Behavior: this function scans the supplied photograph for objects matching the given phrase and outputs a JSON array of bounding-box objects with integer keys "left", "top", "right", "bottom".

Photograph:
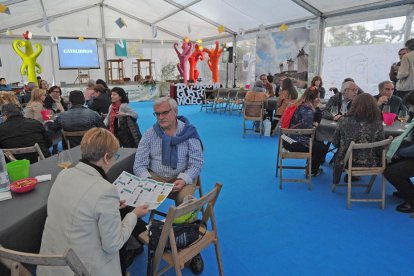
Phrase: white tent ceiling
[{"left": 0, "top": 0, "right": 412, "bottom": 42}]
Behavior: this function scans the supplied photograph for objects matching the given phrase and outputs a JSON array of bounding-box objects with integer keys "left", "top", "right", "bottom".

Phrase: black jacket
[
  {"left": 115, "top": 116, "right": 142, "bottom": 148},
  {"left": 0, "top": 115, "right": 52, "bottom": 163},
  {"left": 53, "top": 105, "right": 105, "bottom": 148},
  {"left": 89, "top": 93, "right": 111, "bottom": 116},
  {"left": 44, "top": 95, "right": 68, "bottom": 113}
]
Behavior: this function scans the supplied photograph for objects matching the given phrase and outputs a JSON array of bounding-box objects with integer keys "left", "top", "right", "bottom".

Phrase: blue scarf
[{"left": 153, "top": 116, "right": 202, "bottom": 169}]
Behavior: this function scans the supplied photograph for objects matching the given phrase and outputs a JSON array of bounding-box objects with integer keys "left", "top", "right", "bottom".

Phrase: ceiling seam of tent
[
  {"left": 162, "top": 0, "right": 236, "bottom": 34},
  {"left": 103, "top": 4, "right": 183, "bottom": 40},
  {"left": 0, "top": 3, "right": 100, "bottom": 33},
  {"left": 151, "top": 0, "right": 201, "bottom": 25},
  {"left": 291, "top": 0, "right": 323, "bottom": 17},
  {"left": 324, "top": 0, "right": 414, "bottom": 18},
  {"left": 2, "top": 0, "right": 28, "bottom": 6}
]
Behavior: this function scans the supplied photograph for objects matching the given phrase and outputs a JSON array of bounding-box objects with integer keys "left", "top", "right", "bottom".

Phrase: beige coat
[
  {"left": 397, "top": 50, "right": 414, "bottom": 91},
  {"left": 25, "top": 101, "right": 44, "bottom": 122},
  {"left": 37, "top": 162, "right": 137, "bottom": 276}
]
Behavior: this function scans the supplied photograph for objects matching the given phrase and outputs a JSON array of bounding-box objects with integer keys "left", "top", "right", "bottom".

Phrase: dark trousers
[
  {"left": 119, "top": 207, "right": 148, "bottom": 276},
  {"left": 283, "top": 140, "right": 327, "bottom": 174},
  {"left": 384, "top": 158, "right": 414, "bottom": 203}
]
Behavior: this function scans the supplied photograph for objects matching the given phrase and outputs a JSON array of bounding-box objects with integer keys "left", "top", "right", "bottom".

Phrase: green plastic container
[{"left": 6, "top": 159, "right": 30, "bottom": 182}]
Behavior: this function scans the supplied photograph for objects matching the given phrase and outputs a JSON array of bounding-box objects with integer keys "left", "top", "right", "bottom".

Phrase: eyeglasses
[
  {"left": 153, "top": 109, "right": 172, "bottom": 117},
  {"left": 111, "top": 152, "right": 120, "bottom": 161}
]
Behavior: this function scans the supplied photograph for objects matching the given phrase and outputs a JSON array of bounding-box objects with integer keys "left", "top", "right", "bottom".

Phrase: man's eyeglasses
[{"left": 153, "top": 109, "right": 172, "bottom": 117}]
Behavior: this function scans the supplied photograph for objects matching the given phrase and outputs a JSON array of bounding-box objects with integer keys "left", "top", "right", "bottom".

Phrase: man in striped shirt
[{"left": 133, "top": 97, "right": 203, "bottom": 205}]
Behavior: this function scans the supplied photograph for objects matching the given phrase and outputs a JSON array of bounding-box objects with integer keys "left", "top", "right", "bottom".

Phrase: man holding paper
[{"left": 133, "top": 97, "right": 203, "bottom": 205}]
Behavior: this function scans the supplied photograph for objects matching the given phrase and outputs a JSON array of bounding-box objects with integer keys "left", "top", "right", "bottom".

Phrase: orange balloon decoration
[
  {"left": 202, "top": 41, "right": 223, "bottom": 84},
  {"left": 188, "top": 44, "right": 204, "bottom": 83}
]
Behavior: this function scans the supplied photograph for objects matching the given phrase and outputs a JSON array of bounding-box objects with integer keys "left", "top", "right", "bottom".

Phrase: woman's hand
[
  {"left": 133, "top": 204, "right": 149, "bottom": 217},
  {"left": 119, "top": 199, "right": 127, "bottom": 209}
]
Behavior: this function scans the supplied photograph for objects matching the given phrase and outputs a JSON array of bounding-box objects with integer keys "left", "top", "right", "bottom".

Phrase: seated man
[
  {"left": 322, "top": 81, "right": 358, "bottom": 121},
  {"left": 374, "top": 80, "right": 407, "bottom": 115},
  {"left": 133, "top": 97, "right": 203, "bottom": 206},
  {"left": 53, "top": 90, "right": 105, "bottom": 148},
  {"left": 0, "top": 104, "right": 51, "bottom": 163},
  {"left": 0, "top": 78, "right": 11, "bottom": 91}
]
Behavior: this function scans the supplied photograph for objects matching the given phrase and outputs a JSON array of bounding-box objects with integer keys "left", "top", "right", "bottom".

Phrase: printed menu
[{"left": 113, "top": 171, "right": 173, "bottom": 209}]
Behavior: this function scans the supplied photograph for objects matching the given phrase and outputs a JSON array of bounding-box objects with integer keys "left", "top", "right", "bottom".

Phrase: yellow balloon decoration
[
  {"left": 12, "top": 39, "right": 43, "bottom": 84},
  {"left": 279, "top": 24, "right": 288, "bottom": 32}
]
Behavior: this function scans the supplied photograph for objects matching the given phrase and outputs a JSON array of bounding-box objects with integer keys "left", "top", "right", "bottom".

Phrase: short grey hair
[
  {"left": 87, "top": 79, "right": 96, "bottom": 87},
  {"left": 341, "top": 81, "right": 356, "bottom": 93},
  {"left": 405, "top": 38, "right": 414, "bottom": 51},
  {"left": 378, "top": 80, "right": 393, "bottom": 91},
  {"left": 154, "top": 96, "right": 178, "bottom": 112},
  {"left": 252, "top": 80, "right": 266, "bottom": 92}
]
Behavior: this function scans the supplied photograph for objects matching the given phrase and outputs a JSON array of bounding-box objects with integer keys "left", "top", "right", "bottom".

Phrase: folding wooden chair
[
  {"left": 332, "top": 137, "right": 392, "bottom": 209},
  {"left": 61, "top": 130, "right": 87, "bottom": 149},
  {"left": 276, "top": 128, "right": 315, "bottom": 190},
  {"left": 232, "top": 90, "right": 246, "bottom": 116},
  {"left": 213, "top": 89, "right": 230, "bottom": 113},
  {"left": 2, "top": 143, "right": 45, "bottom": 162},
  {"left": 225, "top": 89, "right": 239, "bottom": 114},
  {"left": 0, "top": 245, "right": 90, "bottom": 276},
  {"left": 200, "top": 89, "right": 216, "bottom": 112},
  {"left": 243, "top": 101, "right": 264, "bottom": 138},
  {"left": 139, "top": 183, "right": 224, "bottom": 276}
]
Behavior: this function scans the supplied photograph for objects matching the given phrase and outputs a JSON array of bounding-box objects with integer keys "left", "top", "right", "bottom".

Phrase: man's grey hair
[
  {"left": 154, "top": 96, "right": 178, "bottom": 112},
  {"left": 87, "top": 79, "right": 96, "bottom": 87},
  {"left": 405, "top": 38, "right": 414, "bottom": 51},
  {"left": 378, "top": 80, "right": 393, "bottom": 91},
  {"left": 252, "top": 80, "right": 266, "bottom": 92},
  {"left": 340, "top": 81, "right": 356, "bottom": 93}
]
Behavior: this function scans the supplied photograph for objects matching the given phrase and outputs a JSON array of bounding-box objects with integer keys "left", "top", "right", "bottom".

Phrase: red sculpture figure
[
  {"left": 203, "top": 41, "right": 223, "bottom": 84},
  {"left": 173, "top": 38, "right": 194, "bottom": 85},
  {"left": 188, "top": 44, "right": 204, "bottom": 83}
]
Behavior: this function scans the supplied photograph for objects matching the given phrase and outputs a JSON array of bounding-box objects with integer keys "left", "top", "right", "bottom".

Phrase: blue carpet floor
[{"left": 127, "top": 101, "right": 414, "bottom": 276}]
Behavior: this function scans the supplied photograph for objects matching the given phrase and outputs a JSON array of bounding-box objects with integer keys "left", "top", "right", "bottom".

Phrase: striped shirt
[{"left": 133, "top": 120, "right": 203, "bottom": 184}]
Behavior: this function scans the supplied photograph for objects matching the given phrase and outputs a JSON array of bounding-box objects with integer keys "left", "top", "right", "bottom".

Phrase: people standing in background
[
  {"left": 390, "top": 48, "right": 408, "bottom": 87},
  {"left": 25, "top": 88, "right": 47, "bottom": 123},
  {"left": 83, "top": 79, "right": 96, "bottom": 106},
  {"left": 396, "top": 39, "right": 414, "bottom": 100},
  {"left": 0, "top": 78, "right": 11, "bottom": 91},
  {"left": 96, "top": 79, "right": 110, "bottom": 93},
  {"left": 311, "top": 76, "right": 326, "bottom": 99},
  {"left": 24, "top": 82, "right": 37, "bottom": 104}
]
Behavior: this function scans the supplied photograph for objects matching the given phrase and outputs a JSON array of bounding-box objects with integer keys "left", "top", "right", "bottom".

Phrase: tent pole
[
  {"left": 233, "top": 34, "right": 237, "bottom": 88},
  {"left": 100, "top": 3, "right": 108, "bottom": 83},
  {"left": 50, "top": 41, "right": 57, "bottom": 86},
  {"left": 315, "top": 17, "right": 326, "bottom": 76},
  {"left": 404, "top": 7, "right": 414, "bottom": 41}
]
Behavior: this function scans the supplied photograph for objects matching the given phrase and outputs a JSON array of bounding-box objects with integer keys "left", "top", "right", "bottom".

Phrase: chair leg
[
  {"left": 381, "top": 175, "right": 385, "bottom": 210},
  {"left": 365, "top": 175, "right": 377, "bottom": 193},
  {"left": 275, "top": 148, "right": 280, "bottom": 177},
  {"left": 279, "top": 158, "right": 283, "bottom": 190},
  {"left": 308, "top": 158, "right": 312, "bottom": 191},
  {"left": 243, "top": 119, "right": 246, "bottom": 138},
  {"left": 347, "top": 174, "right": 352, "bottom": 209},
  {"left": 214, "top": 239, "right": 224, "bottom": 276}
]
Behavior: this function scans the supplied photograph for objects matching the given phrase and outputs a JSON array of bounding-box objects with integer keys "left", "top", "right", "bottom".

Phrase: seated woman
[
  {"left": 275, "top": 78, "right": 298, "bottom": 119},
  {"left": 283, "top": 86, "right": 327, "bottom": 176},
  {"left": 332, "top": 93, "right": 385, "bottom": 184},
  {"left": 25, "top": 88, "right": 47, "bottom": 122},
  {"left": 37, "top": 128, "right": 148, "bottom": 276},
  {"left": 384, "top": 90, "right": 414, "bottom": 213},
  {"left": 44, "top": 86, "right": 67, "bottom": 114}
]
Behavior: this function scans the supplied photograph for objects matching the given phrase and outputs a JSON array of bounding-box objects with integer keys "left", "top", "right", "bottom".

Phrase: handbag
[{"left": 148, "top": 219, "right": 206, "bottom": 250}]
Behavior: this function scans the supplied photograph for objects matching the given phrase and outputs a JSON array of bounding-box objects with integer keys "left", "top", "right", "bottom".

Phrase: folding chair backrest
[
  {"left": 0, "top": 245, "right": 90, "bottom": 276},
  {"left": 151, "top": 183, "right": 223, "bottom": 275},
  {"left": 2, "top": 143, "right": 45, "bottom": 161},
  {"left": 244, "top": 101, "right": 263, "bottom": 119},
  {"left": 61, "top": 130, "right": 87, "bottom": 149},
  {"left": 236, "top": 90, "right": 246, "bottom": 101},
  {"left": 344, "top": 137, "right": 393, "bottom": 170},
  {"left": 228, "top": 89, "right": 238, "bottom": 100}
]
